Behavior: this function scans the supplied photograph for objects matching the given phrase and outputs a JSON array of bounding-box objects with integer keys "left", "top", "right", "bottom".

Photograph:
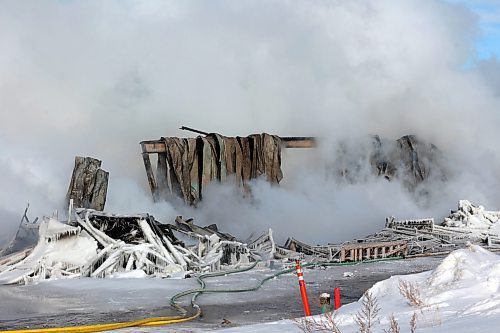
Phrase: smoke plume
[{"left": 1, "top": 0, "right": 500, "bottom": 244}]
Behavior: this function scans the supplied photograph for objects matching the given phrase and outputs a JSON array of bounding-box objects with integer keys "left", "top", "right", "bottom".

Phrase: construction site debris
[{"left": 66, "top": 156, "right": 109, "bottom": 210}]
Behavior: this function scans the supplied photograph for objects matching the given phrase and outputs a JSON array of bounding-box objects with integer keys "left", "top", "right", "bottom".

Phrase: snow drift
[{"left": 199, "top": 245, "right": 500, "bottom": 333}]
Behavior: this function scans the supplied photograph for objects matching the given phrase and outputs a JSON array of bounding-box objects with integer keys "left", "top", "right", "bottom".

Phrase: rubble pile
[
  {"left": 2, "top": 200, "right": 500, "bottom": 285},
  {"left": 443, "top": 200, "right": 500, "bottom": 231},
  {"left": 0, "top": 210, "right": 277, "bottom": 285},
  {"left": 282, "top": 200, "right": 500, "bottom": 261},
  {"left": 0, "top": 205, "right": 39, "bottom": 258}
]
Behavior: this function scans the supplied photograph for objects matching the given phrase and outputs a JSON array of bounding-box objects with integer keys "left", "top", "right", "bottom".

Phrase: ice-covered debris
[
  {"left": 0, "top": 217, "right": 98, "bottom": 284},
  {"left": 0, "top": 205, "right": 39, "bottom": 257},
  {"left": 443, "top": 200, "right": 500, "bottom": 231},
  {"left": 42, "top": 218, "right": 81, "bottom": 243},
  {"left": 0, "top": 209, "right": 276, "bottom": 285}
]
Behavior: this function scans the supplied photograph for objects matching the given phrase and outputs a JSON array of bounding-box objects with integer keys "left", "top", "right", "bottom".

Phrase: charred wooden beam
[
  {"left": 280, "top": 137, "right": 317, "bottom": 148},
  {"left": 179, "top": 126, "right": 209, "bottom": 136},
  {"left": 140, "top": 136, "right": 316, "bottom": 154},
  {"left": 141, "top": 148, "right": 159, "bottom": 201}
]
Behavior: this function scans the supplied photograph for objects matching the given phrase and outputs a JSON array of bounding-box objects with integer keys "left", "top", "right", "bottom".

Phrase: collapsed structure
[
  {"left": 0, "top": 131, "right": 494, "bottom": 285},
  {"left": 0, "top": 209, "right": 276, "bottom": 285},
  {"left": 140, "top": 133, "right": 314, "bottom": 205},
  {"left": 0, "top": 205, "right": 39, "bottom": 258},
  {"left": 141, "top": 133, "right": 447, "bottom": 206},
  {"left": 142, "top": 133, "right": 283, "bottom": 205},
  {"left": 2, "top": 200, "right": 500, "bottom": 285},
  {"left": 283, "top": 200, "right": 500, "bottom": 261}
]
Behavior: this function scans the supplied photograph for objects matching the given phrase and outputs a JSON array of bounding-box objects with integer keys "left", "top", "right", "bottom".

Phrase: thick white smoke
[{"left": 1, "top": 0, "right": 499, "bottom": 244}]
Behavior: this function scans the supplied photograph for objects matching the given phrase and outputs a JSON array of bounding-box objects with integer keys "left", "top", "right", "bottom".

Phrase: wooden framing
[
  {"left": 140, "top": 137, "right": 316, "bottom": 154},
  {"left": 140, "top": 136, "right": 316, "bottom": 201},
  {"left": 339, "top": 241, "right": 408, "bottom": 262}
]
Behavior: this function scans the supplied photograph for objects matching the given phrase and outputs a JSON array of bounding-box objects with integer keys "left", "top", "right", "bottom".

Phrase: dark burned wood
[
  {"left": 66, "top": 156, "right": 109, "bottom": 211},
  {"left": 280, "top": 137, "right": 317, "bottom": 148},
  {"left": 180, "top": 126, "right": 209, "bottom": 136},
  {"left": 86, "top": 212, "right": 183, "bottom": 248},
  {"left": 140, "top": 134, "right": 315, "bottom": 203},
  {"left": 141, "top": 150, "right": 158, "bottom": 200},
  {"left": 140, "top": 136, "right": 316, "bottom": 153}
]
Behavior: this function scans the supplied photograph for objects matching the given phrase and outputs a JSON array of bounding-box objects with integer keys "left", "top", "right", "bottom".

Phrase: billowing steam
[{"left": 1, "top": 0, "right": 500, "bottom": 244}]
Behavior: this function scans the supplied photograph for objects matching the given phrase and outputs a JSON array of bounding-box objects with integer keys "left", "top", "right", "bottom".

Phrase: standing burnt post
[{"left": 66, "top": 156, "right": 109, "bottom": 211}]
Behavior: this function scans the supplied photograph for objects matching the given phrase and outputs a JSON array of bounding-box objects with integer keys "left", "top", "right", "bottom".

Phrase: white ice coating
[
  {"left": 0, "top": 217, "right": 97, "bottom": 284},
  {"left": 0, "top": 209, "right": 273, "bottom": 285},
  {"left": 441, "top": 200, "right": 500, "bottom": 241}
]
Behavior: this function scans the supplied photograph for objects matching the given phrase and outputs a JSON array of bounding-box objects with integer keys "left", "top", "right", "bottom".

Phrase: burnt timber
[
  {"left": 339, "top": 241, "right": 408, "bottom": 261},
  {"left": 140, "top": 135, "right": 316, "bottom": 203},
  {"left": 66, "top": 156, "right": 109, "bottom": 211},
  {"left": 141, "top": 136, "right": 316, "bottom": 153}
]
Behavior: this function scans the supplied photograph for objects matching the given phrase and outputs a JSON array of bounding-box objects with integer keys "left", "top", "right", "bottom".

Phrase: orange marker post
[
  {"left": 334, "top": 287, "right": 341, "bottom": 310},
  {"left": 295, "top": 260, "right": 311, "bottom": 316}
]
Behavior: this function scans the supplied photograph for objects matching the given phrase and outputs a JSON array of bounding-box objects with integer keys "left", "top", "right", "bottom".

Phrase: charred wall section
[{"left": 152, "top": 133, "right": 282, "bottom": 205}]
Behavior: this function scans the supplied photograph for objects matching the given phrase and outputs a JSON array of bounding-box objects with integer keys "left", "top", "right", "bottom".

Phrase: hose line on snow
[
  {"left": 0, "top": 262, "right": 259, "bottom": 333},
  {"left": 169, "top": 256, "right": 404, "bottom": 303},
  {"left": 0, "top": 256, "right": 403, "bottom": 333}
]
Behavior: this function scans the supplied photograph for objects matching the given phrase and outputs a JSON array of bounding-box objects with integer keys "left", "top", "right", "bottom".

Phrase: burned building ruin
[
  {"left": 140, "top": 132, "right": 314, "bottom": 205},
  {"left": 140, "top": 131, "right": 446, "bottom": 205}
]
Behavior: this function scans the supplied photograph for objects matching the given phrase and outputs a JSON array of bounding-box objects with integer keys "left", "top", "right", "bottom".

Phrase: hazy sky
[
  {"left": 446, "top": 0, "right": 500, "bottom": 59},
  {"left": 1, "top": 0, "right": 500, "bottom": 244}
]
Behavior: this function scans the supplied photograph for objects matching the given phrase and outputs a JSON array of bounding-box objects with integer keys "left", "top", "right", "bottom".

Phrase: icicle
[
  {"left": 137, "top": 219, "right": 178, "bottom": 265},
  {"left": 162, "top": 235, "right": 188, "bottom": 268},
  {"left": 125, "top": 253, "right": 135, "bottom": 271}
]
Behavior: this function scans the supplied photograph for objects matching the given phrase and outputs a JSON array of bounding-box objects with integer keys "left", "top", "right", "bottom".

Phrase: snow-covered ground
[
  {"left": 0, "top": 257, "right": 441, "bottom": 330},
  {"left": 2, "top": 245, "right": 499, "bottom": 332},
  {"left": 143, "top": 245, "right": 498, "bottom": 333}
]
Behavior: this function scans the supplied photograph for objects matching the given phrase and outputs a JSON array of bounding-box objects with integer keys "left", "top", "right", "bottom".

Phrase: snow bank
[{"left": 205, "top": 245, "right": 500, "bottom": 333}]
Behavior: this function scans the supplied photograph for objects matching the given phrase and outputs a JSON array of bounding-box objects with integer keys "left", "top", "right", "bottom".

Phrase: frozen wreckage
[
  {"left": 0, "top": 209, "right": 278, "bottom": 285},
  {"left": 2, "top": 200, "right": 500, "bottom": 285},
  {"left": 282, "top": 200, "right": 500, "bottom": 262}
]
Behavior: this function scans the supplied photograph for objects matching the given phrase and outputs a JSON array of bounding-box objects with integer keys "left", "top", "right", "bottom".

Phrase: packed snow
[
  {"left": 112, "top": 245, "right": 500, "bottom": 333},
  {"left": 204, "top": 245, "right": 500, "bottom": 333}
]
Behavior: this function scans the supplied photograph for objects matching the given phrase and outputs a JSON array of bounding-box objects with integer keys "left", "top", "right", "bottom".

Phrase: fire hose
[
  {"left": 0, "top": 256, "right": 402, "bottom": 333},
  {"left": 0, "top": 262, "right": 261, "bottom": 333}
]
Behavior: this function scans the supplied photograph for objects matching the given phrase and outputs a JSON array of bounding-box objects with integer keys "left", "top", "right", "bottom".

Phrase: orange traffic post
[
  {"left": 295, "top": 259, "right": 312, "bottom": 316},
  {"left": 334, "top": 287, "right": 341, "bottom": 310}
]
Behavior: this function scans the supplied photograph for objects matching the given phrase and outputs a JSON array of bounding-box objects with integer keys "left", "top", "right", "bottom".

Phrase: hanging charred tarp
[{"left": 152, "top": 133, "right": 283, "bottom": 205}]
